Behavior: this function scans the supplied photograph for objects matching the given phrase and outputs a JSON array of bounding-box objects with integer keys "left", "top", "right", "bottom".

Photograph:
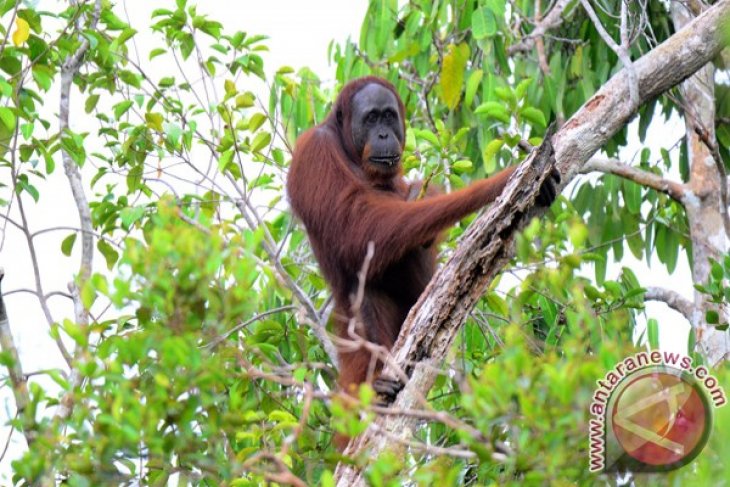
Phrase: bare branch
[
  {"left": 10, "top": 127, "right": 72, "bottom": 365},
  {"left": 581, "top": 158, "right": 687, "bottom": 202},
  {"left": 580, "top": 0, "right": 639, "bottom": 109},
  {"left": 59, "top": 0, "right": 102, "bottom": 325},
  {"left": 644, "top": 286, "right": 696, "bottom": 321},
  {"left": 508, "top": 0, "right": 573, "bottom": 54}
]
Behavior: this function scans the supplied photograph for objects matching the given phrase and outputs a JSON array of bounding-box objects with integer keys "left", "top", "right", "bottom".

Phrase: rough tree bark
[
  {"left": 671, "top": 0, "right": 730, "bottom": 365},
  {"left": 335, "top": 1, "right": 730, "bottom": 484}
]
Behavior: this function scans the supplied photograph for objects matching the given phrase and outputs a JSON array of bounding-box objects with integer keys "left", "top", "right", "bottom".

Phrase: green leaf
[
  {"left": 81, "top": 281, "right": 96, "bottom": 309},
  {"left": 665, "top": 228, "right": 679, "bottom": 274},
  {"left": 568, "top": 223, "right": 588, "bottom": 248},
  {"left": 61, "top": 233, "right": 77, "bottom": 257},
  {"left": 472, "top": 7, "right": 497, "bottom": 40},
  {"left": 439, "top": 43, "right": 470, "bottom": 110},
  {"left": 647, "top": 318, "right": 660, "bottom": 349},
  {"left": 149, "top": 48, "right": 166, "bottom": 60},
  {"left": 145, "top": 112, "right": 164, "bottom": 132},
  {"left": 85, "top": 94, "right": 100, "bottom": 114},
  {"left": 235, "top": 92, "right": 255, "bottom": 109},
  {"left": 116, "top": 27, "right": 137, "bottom": 45},
  {"left": 485, "top": 293, "right": 508, "bottom": 316},
  {"left": 475, "top": 102, "right": 510, "bottom": 124},
  {"left": 711, "top": 261, "right": 724, "bottom": 281},
  {"left": 679, "top": 139, "right": 689, "bottom": 182},
  {"left": 623, "top": 180, "right": 642, "bottom": 214},
  {"left": 17, "top": 177, "right": 39, "bottom": 202},
  {"left": 97, "top": 239, "right": 119, "bottom": 270},
  {"left": 224, "top": 79, "right": 237, "bottom": 97},
  {"left": 118, "top": 70, "right": 141, "bottom": 89},
  {"left": 519, "top": 106, "right": 546, "bottom": 128},
  {"left": 482, "top": 138, "right": 504, "bottom": 173},
  {"left": 32, "top": 66, "right": 52, "bottom": 91},
  {"left": 20, "top": 123, "right": 32, "bottom": 140},
  {"left": 120, "top": 206, "right": 145, "bottom": 230},
  {"left": 452, "top": 159, "right": 473, "bottom": 173},
  {"left": 494, "top": 87, "right": 517, "bottom": 107},
  {"left": 660, "top": 148, "right": 671, "bottom": 169},
  {"left": 113, "top": 100, "right": 133, "bottom": 120},
  {"left": 584, "top": 284, "right": 602, "bottom": 301},
  {"left": 416, "top": 129, "right": 440, "bottom": 147},
  {"left": 164, "top": 123, "right": 182, "bottom": 146},
  {"left": 218, "top": 148, "right": 234, "bottom": 171},
  {"left": 515, "top": 78, "right": 533, "bottom": 100},
  {"left": 0, "top": 107, "right": 16, "bottom": 131},
  {"left": 706, "top": 310, "right": 720, "bottom": 325},
  {"left": 250, "top": 132, "right": 271, "bottom": 152},
  {"left": 464, "top": 69, "right": 483, "bottom": 107},
  {"left": 0, "top": 79, "right": 12, "bottom": 97},
  {"left": 248, "top": 113, "right": 267, "bottom": 132}
]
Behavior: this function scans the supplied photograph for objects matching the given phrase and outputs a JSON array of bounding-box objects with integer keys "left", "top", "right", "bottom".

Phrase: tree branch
[
  {"left": 335, "top": 1, "right": 730, "bottom": 483},
  {"left": 644, "top": 286, "right": 696, "bottom": 321},
  {"left": 580, "top": 0, "right": 639, "bottom": 109},
  {"left": 0, "top": 269, "right": 34, "bottom": 446},
  {"left": 581, "top": 158, "right": 687, "bottom": 202},
  {"left": 508, "top": 0, "right": 573, "bottom": 54},
  {"left": 59, "top": 0, "right": 102, "bottom": 326}
]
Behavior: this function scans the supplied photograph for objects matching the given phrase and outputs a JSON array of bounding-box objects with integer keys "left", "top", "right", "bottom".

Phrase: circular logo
[{"left": 611, "top": 367, "right": 711, "bottom": 470}]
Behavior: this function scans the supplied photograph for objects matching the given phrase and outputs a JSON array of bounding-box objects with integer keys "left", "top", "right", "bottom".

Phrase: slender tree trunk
[{"left": 672, "top": 1, "right": 730, "bottom": 365}]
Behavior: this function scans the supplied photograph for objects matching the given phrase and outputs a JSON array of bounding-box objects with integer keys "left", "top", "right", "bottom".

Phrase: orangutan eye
[{"left": 366, "top": 112, "right": 378, "bottom": 124}]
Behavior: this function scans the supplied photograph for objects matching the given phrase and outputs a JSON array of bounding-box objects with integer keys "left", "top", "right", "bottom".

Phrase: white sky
[{"left": 0, "top": 0, "right": 695, "bottom": 480}]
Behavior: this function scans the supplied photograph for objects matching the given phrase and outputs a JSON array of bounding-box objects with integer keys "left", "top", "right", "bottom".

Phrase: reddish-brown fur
[{"left": 286, "top": 76, "right": 516, "bottom": 393}]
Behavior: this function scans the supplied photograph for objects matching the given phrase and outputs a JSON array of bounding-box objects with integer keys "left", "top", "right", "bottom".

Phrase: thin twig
[{"left": 580, "top": 0, "right": 639, "bottom": 109}]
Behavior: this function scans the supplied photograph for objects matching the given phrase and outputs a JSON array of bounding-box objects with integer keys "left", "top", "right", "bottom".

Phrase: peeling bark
[{"left": 334, "top": 1, "right": 730, "bottom": 483}]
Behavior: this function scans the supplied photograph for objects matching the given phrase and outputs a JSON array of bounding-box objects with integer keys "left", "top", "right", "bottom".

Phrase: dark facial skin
[{"left": 350, "top": 84, "right": 404, "bottom": 173}]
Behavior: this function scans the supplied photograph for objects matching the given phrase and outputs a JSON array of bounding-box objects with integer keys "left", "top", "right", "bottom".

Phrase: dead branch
[{"left": 581, "top": 158, "right": 687, "bottom": 202}]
